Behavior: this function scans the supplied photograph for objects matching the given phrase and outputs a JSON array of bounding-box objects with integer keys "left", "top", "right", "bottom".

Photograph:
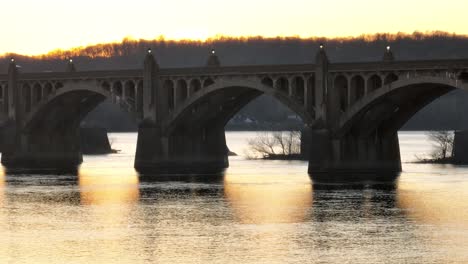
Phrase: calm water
[{"left": 0, "top": 132, "right": 467, "bottom": 263}]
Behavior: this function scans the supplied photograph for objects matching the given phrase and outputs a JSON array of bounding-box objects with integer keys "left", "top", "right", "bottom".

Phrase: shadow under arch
[
  {"left": 338, "top": 77, "right": 467, "bottom": 137},
  {"left": 23, "top": 85, "right": 109, "bottom": 132},
  {"left": 2, "top": 81, "right": 141, "bottom": 173},
  {"left": 164, "top": 78, "right": 315, "bottom": 135}
]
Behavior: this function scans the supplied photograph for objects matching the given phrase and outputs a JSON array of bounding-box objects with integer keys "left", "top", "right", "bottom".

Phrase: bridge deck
[{"left": 1, "top": 58, "right": 468, "bottom": 81}]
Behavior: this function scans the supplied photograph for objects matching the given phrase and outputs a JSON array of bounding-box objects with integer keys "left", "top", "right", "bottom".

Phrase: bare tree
[
  {"left": 273, "top": 132, "right": 286, "bottom": 155},
  {"left": 245, "top": 131, "right": 301, "bottom": 159},
  {"left": 427, "top": 131, "right": 454, "bottom": 160},
  {"left": 246, "top": 132, "right": 277, "bottom": 158}
]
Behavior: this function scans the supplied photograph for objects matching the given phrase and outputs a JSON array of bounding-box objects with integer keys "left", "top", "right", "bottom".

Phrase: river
[{"left": 0, "top": 131, "right": 467, "bottom": 263}]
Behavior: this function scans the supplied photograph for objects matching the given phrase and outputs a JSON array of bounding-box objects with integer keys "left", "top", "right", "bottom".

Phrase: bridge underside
[
  {"left": 1, "top": 91, "right": 106, "bottom": 173},
  {"left": 135, "top": 87, "right": 262, "bottom": 174},
  {"left": 308, "top": 83, "right": 457, "bottom": 181}
]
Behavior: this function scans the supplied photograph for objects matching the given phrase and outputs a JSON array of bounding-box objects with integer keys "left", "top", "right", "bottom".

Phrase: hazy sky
[{"left": 2, "top": 0, "right": 467, "bottom": 55}]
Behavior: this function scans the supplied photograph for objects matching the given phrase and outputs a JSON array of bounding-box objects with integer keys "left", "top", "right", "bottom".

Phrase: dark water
[{"left": 0, "top": 132, "right": 467, "bottom": 263}]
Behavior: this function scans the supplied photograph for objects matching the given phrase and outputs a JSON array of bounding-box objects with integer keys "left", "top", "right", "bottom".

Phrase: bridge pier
[
  {"left": 308, "top": 129, "right": 401, "bottom": 182},
  {"left": 134, "top": 123, "right": 229, "bottom": 175},
  {"left": 1, "top": 122, "right": 82, "bottom": 173}
]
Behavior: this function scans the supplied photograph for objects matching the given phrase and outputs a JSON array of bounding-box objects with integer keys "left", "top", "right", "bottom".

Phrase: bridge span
[{"left": 1, "top": 46, "right": 468, "bottom": 177}]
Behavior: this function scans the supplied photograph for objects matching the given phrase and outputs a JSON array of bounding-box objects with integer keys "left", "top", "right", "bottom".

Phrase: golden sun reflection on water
[
  {"left": 78, "top": 167, "right": 139, "bottom": 206},
  {"left": 397, "top": 177, "right": 468, "bottom": 262},
  {"left": 397, "top": 179, "right": 468, "bottom": 227},
  {"left": 224, "top": 172, "right": 312, "bottom": 224},
  {"left": 73, "top": 167, "right": 143, "bottom": 262}
]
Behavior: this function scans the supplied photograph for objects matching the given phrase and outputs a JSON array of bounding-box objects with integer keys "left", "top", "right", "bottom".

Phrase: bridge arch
[
  {"left": 338, "top": 76, "right": 468, "bottom": 137},
  {"left": 23, "top": 82, "right": 109, "bottom": 132},
  {"left": 261, "top": 76, "right": 274, "bottom": 87},
  {"left": 164, "top": 77, "right": 315, "bottom": 134},
  {"left": 22, "top": 80, "right": 141, "bottom": 133}
]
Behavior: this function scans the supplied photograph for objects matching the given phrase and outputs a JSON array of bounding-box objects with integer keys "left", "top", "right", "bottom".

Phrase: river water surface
[{"left": 0, "top": 132, "right": 467, "bottom": 263}]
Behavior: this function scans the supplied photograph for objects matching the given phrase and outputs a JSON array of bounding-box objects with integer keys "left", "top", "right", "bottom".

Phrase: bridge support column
[
  {"left": 308, "top": 130, "right": 401, "bottom": 182},
  {"left": 135, "top": 124, "right": 229, "bottom": 175},
  {"left": 1, "top": 127, "right": 82, "bottom": 173}
]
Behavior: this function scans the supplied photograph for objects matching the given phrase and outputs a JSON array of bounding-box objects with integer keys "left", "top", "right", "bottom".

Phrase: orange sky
[{"left": 2, "top": 0, "right": 468, "bottom": 55}]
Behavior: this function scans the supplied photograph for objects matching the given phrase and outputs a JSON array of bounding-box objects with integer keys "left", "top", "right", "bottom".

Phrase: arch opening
[
  {"left": 227, "top": 95, "right": 305, "bottom": 159},
  {"left": 136, "top": 81, "right": 143, "bottom": 115},
  {"left": 102, "top": 81, "right": 111, "bottom": 92},
  {"left": 459, "top": 72, "right": 468, "bottom": 83},
  {"left": 190, "top": 79, "right": 202, "bottom": 94},
  {"left": 367, "top": 74, "right": 382, "bottom": 92},
  {"left": 166, "top": 82, "right": 311, "bottom": 164},
  {"left": 384, "top": 73, "right": 399, "bottom": 85},
  {"left": 55, "top": 82, "right": 64, "bottom": 90},
  {"left": 113, "top": 82, "right": 123, "bottom": 98},
  {"left": 176, "top": 79, "right": 188, "bottom": 105},
  {"left": 124, "top": 81, "right": 136, "bottom": 110},
  {"left": 26, "top": 88, "right": 139, "bottom": 141},
  {"left": 339, "top": 80, "right": 464, "bottom": 139},
  {"left": 44, "top": 83, "right": 53, "bottom": 97},
  {"left": 22, "top": 84, "right": 31, "bottom": 113},
  {"left": 292, "top": 76, "right": 305, "bottom": 105},
  {"left": 163, "top": 80, "right": 175, "bottom": 110},
  {"left": 276, "top": 77, "right": 289, "bottom": 94},
  {"left": 203, "top": 78, "right": 214, "bottom": 88},
  {"left": 350, "top": 75, "right": 365, "bottom": 105},
  {"left": 307, "top": 76, "right": 316, "bottom": 109},
  {"left": 334, "top": 75, "right": 348, "bottom": 112},
  {"left": 261, "top": 77, "right": 273, "bottom": 87},
  {"left": 32, "top": 83, "right": 42, "bottom": 105}
]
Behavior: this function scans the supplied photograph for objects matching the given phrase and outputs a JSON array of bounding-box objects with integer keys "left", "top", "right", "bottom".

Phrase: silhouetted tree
[
  {"left": 428, "top": 131, "right": 454, "bottom": 160},
  {"left": 245, "top": 131, "right": 301, "bottom": 159}
]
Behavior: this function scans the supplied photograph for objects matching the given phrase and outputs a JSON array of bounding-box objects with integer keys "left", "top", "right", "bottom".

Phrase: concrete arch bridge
[{"left": 0, "top": 47, "right": 467, "bottom": 176}]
